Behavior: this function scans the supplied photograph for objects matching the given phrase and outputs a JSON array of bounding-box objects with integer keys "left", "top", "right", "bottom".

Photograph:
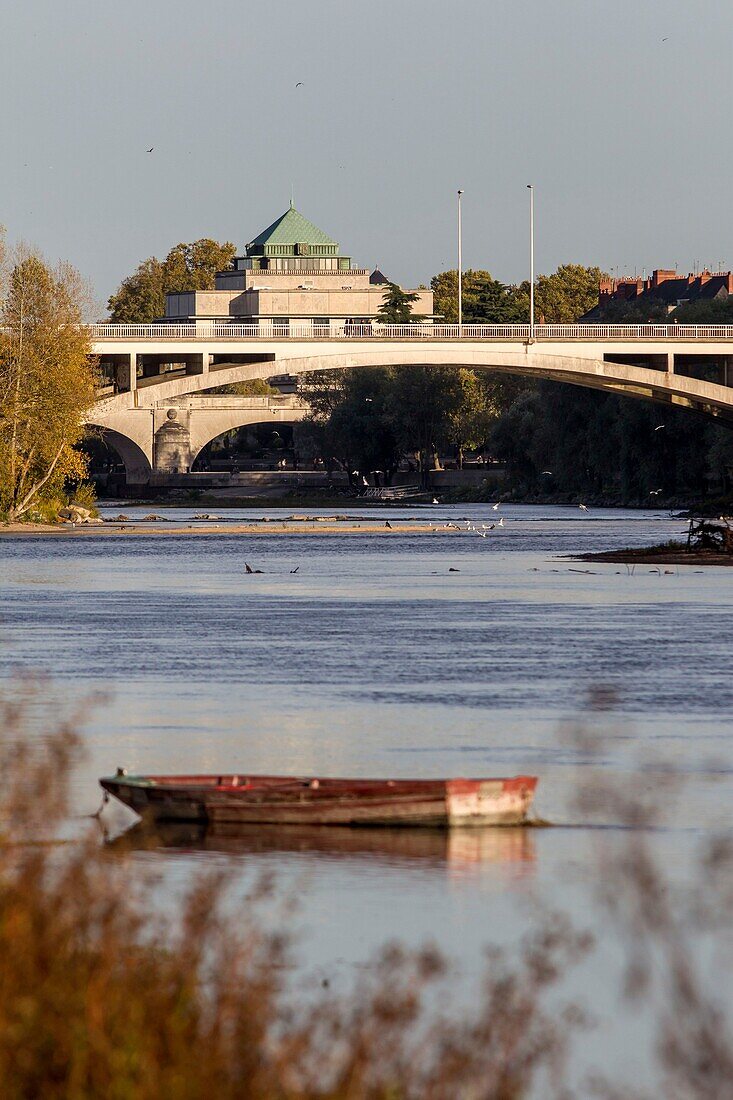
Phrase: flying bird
[
  {"left": 432, "top": 498, "right": 439, "bottom": 505},
  {"left": 385, "top": 520, "right": 392, "bottom": 529},
  {"left": 579, "top": 503, "right": 589, "bottom": 511},
  {"left": 654, "top": 424, "right": 665, "bottom": 431},
  {"left": 498, "top": 518, "right": 504, "bottom": 527},
  {"left": 649, "top": 489, "right": 663, "bottom": 496},
  {"left": 492, "top": 502, "right": 500, "bottom": 511},
  {"left": 146, "top": 147, "right": 154, "bottom": 153},
  {"left": 295, "top": 82, "right": 304, "bottom": 87},
  {"left": 290, "top": 566, "right": 299, "bottom": 573}
]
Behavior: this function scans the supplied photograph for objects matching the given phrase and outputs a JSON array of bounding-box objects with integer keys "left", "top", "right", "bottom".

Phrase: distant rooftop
[
  {"left": 248, "top": 204, "right": 338, "bottom": 251},
  {"left": 582, "top": 268, "right": 733, "bottom": 319}
]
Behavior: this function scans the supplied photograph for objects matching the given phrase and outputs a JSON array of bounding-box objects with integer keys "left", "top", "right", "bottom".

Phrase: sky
[{"left": 2, "top": 0, "right": 733, "bottom": 314}]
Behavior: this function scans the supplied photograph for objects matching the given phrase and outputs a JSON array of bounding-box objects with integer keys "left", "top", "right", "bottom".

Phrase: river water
[{"left": 1, "top": 504, "right": 730, "bottom": 1088}]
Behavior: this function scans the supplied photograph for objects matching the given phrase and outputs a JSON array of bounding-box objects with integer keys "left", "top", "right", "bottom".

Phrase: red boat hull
[{"left": 100, "top": 773, "right": 538, "bottom": 828}]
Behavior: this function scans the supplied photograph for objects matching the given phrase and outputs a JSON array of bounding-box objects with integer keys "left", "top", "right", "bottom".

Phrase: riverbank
[{"left": 577, "top": 542, "right": 733, "bottom": 566}]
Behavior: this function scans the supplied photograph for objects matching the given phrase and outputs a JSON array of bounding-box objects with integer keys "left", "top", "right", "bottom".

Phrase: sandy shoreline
[{"left": 0, "top": 521, "right": 447, "bottom": 538}]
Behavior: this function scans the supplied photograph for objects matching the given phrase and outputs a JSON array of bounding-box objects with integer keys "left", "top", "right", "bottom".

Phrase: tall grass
[
  {"left": 0, "top": 684, "right": 586, "bottom": 1100},
  {"left": 2, "top": 683, "right": 730, "bottom": 1097}
]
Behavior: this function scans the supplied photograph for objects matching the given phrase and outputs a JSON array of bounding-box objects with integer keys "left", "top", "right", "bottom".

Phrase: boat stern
[{"left": 446, "top": 776, "right": 537, "bottom": 826}]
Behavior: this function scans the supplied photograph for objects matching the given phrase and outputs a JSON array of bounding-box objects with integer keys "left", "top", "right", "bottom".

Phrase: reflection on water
[
  {"left": 108, "top": 819, "right": 537, "bottom": 871},
  {"left": 1, "top": 503, "right": 731, "bottom": 1086}
]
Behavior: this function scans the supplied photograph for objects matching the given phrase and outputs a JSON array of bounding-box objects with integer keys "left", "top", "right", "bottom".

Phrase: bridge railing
[{"left": 86, "top": 322, "right": 733, "bottom": 341}]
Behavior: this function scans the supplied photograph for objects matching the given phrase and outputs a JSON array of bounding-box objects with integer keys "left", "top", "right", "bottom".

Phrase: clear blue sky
[{"left": 3, "top": 0, "right": 732, "bottom": 313}]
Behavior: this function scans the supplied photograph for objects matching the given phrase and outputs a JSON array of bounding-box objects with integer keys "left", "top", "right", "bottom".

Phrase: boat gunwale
[{"left": 100, "top": 774, "right": 538, "bottom": 793}]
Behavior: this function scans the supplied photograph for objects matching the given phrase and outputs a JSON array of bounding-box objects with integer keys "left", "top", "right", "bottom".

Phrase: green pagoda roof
[{"left": 249, "top": 204, "right": 338, "bottom": 249}]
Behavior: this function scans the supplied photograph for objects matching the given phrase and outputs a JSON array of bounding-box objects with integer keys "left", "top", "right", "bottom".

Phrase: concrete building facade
[{"left": 163, "top": 203, "right": 434, "bottom": 330}]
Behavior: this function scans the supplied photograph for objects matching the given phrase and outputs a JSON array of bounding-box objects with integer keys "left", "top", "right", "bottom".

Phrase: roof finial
[{"left": 290, "top": 183, "right": 294, "bottom": 210}]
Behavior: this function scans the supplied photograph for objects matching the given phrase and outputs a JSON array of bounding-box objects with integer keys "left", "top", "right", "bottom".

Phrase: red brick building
[{"left": 585, "top": 269, "right": 733, "bottom": 319}]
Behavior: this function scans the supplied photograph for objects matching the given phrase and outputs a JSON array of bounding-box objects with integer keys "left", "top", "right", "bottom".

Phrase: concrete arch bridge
[{"left": 88, "top": 323, "right": 733, "bottom": 484}]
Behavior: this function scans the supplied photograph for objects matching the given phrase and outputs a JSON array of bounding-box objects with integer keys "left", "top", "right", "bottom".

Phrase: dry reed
[{"left": 0, "top": 682, "right": 586, "bottom": 1100}]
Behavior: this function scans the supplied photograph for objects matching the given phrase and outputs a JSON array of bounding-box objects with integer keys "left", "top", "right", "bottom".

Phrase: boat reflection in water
[{"left": 107, "top": 820, "right": 537, "bottom": 874}]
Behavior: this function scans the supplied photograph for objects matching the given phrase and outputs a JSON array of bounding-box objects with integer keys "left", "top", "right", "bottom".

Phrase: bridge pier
[
  {"left": 667, "top": 352, "right": 674, "bottom": 374},
  {"left": 89, "top": 396, "right": 307, "bottom": 485},
  {"left": 153, "top": 407, "right": 192, "bottom": 474}
]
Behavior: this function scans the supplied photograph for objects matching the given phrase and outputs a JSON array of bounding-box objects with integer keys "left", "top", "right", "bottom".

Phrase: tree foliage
[
  {"left": 431, "top": 266, "right": 604, "bottom": 325},
  {"left": 377, "top": 282, "right": 420, "bottom": 324},
  {"left": 431, "top": 269, "right": 528, "bottom": 323},
  {"left": 488, "top": 380, "right": 733, "bottom": 501},
  {"left": 533, "top": 264, "right": 607, "bottom": 323},
  {"left": 107, "top": 258, "right": 165, "bottom": 323},
  {"left": 0, "top": 244, "right": 97, "bottom": 520},
  {"left": 299, "top": 366, "right": 501, "bottom": 485},
  {"left": 107, "top": 239, "right": 236, "bottom": 322},
  {"left": 161, "top": 239, "right": 237, "bottom": 293}
]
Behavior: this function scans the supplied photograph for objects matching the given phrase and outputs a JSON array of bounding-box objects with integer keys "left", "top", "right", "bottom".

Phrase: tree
[
  {"left": 430, "top": 270, "right": 528, "bottom": 323},
  {"left": 447, "top": 370, "right": 502, "bottom": 467},
  {"left": 388, "top": 366, "right": 465, "bottom": 486},
  {"left": 0, "top": 245, "right": 96, "bottom": 521},
  {"left": 161, "top": 239, "right": 237, "bottom": 293},
  {"left": 107, "top": 257, "right": 165, "bottom": 323},
  {"left": 299, "top": 368, "right": 401, "bottom": 484},
  {"left": 377, "top": 283, "right": 419, "bottom": 324},
  {"left": 673, "top": 297, "right": 733, "bottom": 323},
  {"left": 207, "top": 379, "right": 277, "bottom": 396},
  {"left": 534, "top": 264, "right": 607, "bottom": 323},
  {"left": 107, "top": 239, "right": 236, "bottom": 322}
]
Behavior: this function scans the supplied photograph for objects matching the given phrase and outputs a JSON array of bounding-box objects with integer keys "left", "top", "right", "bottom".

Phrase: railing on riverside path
[{"left": 86, "top": 322, "right": 733, "bottom": 341}]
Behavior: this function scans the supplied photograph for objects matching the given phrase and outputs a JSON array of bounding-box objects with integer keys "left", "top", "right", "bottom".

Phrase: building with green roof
[{"left": 163, "top": 203, "right": 433, "bottom": 330}]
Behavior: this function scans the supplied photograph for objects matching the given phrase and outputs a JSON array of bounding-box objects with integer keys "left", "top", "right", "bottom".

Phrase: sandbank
[{"left": 0, "top": 520, "right": 448, "bottom": 538}]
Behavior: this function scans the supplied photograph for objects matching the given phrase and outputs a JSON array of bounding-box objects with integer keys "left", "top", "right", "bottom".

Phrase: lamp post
[
  {"left": 457, "top": 190, "right": 464, "bottom": 330},
  {"left": 527, "top": 184, "right": 534, "bottom": 339}
]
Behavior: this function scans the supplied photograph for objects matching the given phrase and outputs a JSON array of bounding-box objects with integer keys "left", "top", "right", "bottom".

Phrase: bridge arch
[
  {"left": 185, "top": 407, "right": 304, "bottom": 467},
  {"left": 93, "top": 350, "right": 733, "bottom": 425},
  {"left": 190, "top": 418, "right": 300, "bottom": 471},
  {"left": 85, "top": 424, "right": 153, "bottom": 484}
]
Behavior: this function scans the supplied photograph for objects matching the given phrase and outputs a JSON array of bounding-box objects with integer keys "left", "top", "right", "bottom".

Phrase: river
[{"left": 1, "top": 503, "right": 730, "bottom": 1089}]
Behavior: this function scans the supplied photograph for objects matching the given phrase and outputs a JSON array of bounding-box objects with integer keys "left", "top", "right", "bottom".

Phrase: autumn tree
[
  {"left": 534, "top": 264, "right": 607, "bottom": 322},
  {"left": 161, "top": 239, "right": 237, "bottom": 293},
  {"left": 0, "top": 245, "right": 97, "bottom": 521},
  {"left": 448, "top": 370, "right": 502, "bottom": 467},
  {"left": 107, "top": 239, "right": 236, "bottom": 322}
]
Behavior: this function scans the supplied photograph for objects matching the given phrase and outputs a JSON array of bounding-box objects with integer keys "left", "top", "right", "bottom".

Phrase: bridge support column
[
  {"left": 129, "top": 353, "right": 138, "bottom": 406},
  {"left": 153, "top": 407, "right": 192, "bottom": 474},
  {"left": 666, "top": 353, "right": 675, "bottom": 374},
  {"left": 724, "top": 357, "right": 733, "bottom": 388}
]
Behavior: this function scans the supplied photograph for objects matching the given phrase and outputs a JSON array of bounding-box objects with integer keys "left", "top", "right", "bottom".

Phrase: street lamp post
[
  {"left": 457, "top": 190, "right": 464, "bottom": 330},
  {"left": 527, "top": 184, "right": 534, "bottom": 339}
]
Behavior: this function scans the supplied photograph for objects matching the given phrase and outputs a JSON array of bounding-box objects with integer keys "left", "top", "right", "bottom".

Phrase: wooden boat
[{"left": 99, "top": 772, "right": 538, "bottom": 827}]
